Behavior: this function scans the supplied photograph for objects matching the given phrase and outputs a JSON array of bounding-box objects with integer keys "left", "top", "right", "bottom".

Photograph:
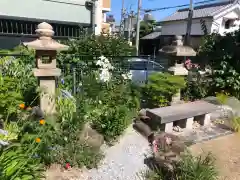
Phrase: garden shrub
[
  {"left": 198, "top": 30, "right": 240, "bottom": 99},
  {"left": 0, "top": 144, "right": 45, "bottom": 180},
  {"left": 83, "top": 76, "right": 140, "bottom": 142},
  {"left": 142, "top": 72, "right": 186, "bottom": 108},
  {"left": 182, "top": 60, "right": 209, "bottom": 101},
  {"left": 0, "top": 54, "right": 37, "bottom": 107},
  {"left": 143, "top": 152, "right": 218, "bottom": 180},
  {"left": 0, "top": 76, "right": 23, "bottom": 119},
  {"left": 0, "top": 33, "right": 140, "bottom": 175}
]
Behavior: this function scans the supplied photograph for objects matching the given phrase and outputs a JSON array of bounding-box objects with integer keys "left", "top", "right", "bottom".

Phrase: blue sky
[{"left": 110, "top": 0, "right": 194, "bottom": 23}]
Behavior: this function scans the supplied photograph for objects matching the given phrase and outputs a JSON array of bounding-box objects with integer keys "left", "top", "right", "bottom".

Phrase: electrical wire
[{"left": 143, "top": 0, "right": 224, "bottom": 12}]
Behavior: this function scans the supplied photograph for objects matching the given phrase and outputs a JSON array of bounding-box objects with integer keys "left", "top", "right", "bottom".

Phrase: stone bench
[{"left": 146, "top": 101, "right": 218, "bottom": 133}]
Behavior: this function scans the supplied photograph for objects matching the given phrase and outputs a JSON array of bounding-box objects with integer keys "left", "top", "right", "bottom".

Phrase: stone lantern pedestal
[
  {"left": 23, "top": 22, "right": 69, "bottom": 114},
  {"left": 159, "top": 35, "right": 196, "bottom": 104}
]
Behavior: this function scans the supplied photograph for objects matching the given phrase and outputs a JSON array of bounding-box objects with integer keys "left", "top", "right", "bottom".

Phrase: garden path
[{"left": 82, "top": 126, "right": 151, "bottom": 180}]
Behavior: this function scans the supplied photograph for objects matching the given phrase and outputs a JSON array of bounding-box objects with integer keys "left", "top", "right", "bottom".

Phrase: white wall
[
  {"left": 161, "top": 18, "right": 213, "bottom": 36},
  {"left": 212, "top": 5, "right": 240, "bottom": 35},
  {"left": 95, "top": 0, "right": 103, "bottom": 35}
]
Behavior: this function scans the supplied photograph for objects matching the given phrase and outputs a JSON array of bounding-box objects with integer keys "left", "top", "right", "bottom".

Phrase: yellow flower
[
  {"left": 39, "top": 119, "right": 45, "bottom": 125},
  {"left": 35, "top": 138, "right": 41, "bottom": 143},
  {"left": 19, "top": 103, "right": 25, "bottom": 109}
]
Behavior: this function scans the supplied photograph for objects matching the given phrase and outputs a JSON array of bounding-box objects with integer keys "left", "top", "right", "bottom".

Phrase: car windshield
[
  {"left": 129, "top": 61, "right": 147, "bottom": 70},
  {"left": 129, "top": 60, "right": 164, "bottom": 71}
]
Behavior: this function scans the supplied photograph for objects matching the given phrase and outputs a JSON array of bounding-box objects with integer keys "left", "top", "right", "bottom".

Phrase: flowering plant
[{"left": 184, "top": 59, "right": 200, "bottom": 71}]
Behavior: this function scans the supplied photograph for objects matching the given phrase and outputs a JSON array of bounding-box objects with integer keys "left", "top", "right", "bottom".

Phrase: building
[
  {"left": 95, "top": 0, "right": 111, "bottom": 35},
  {"left": 158, "top": 0, "right": 240, "bottom": 48},
  {"left": 0, "top": 0, "right": 111, "bottom": 49}
]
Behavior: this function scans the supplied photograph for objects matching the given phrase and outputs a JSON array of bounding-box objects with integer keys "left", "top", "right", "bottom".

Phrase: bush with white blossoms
[
  {"left": 121, "top": 72, "right": 132, "bottom": 80},
  {"left": 95, "top": 56, "right": 114, "bottom": 82}
]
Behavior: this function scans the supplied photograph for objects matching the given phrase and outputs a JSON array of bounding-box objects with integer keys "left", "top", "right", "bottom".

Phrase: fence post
[
  {"left": 145, "top": 55, "right": 150, "bottom": 85},
  {"left": 72, "top": 67, "right": 76, "bottom": 96}
]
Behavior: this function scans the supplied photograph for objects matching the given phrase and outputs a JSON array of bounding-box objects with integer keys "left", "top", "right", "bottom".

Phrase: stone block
[
  {"left": 186, "top": 117, "right": 194, "bottom": 129},
  {"left": 164, "top": 122, "right": 173, "bottom": 133},
  {"left": 203, "top": 113, "right": 211, "bottom": 126},
  {"left": 79, "top": 123, "right": 104, "bottom": 148}
]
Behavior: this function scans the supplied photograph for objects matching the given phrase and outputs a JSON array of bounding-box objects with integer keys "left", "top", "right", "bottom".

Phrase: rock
[
  {"left": 173, "top": 126, "right": 183, "bottom": 132},
  {"left": 171, "top": 141, "right": 185, "bottom": 154},
  {"left": 203, "top": 96, "right": 221, "bottom": 105},
  {"left": 192, "top": 121, "right": 200, "bottom": 129},
  {"left": 79, "top": 123, "right": 104, "bottom": 148},
  {"left": 133, "top": 120, "right": 153, "bottom": 142},
  {"left": 211, "top": 105, "right": 234, "bottom": 121},
  {"left": 225, "top": 97, "right": 240, "bottom": 117},
  {"left": 139, "top": 109, "right": 147, "bottom": 116}
]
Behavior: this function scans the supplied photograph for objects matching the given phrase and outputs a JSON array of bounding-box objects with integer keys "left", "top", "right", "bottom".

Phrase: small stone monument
[
  {"left": 159, "top": 35, "right": 196, "bottom": 104},
  {"left": 23, "top": 22, "right": 69, "bottom": 114}
]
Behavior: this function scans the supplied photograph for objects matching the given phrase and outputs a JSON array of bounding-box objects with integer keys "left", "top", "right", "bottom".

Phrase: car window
[
  {"left": 147, "top": 61, "right": 163, "bottom": 71},
  {"left": 129, "top": 61, "right": 147, "bottom": 70}
]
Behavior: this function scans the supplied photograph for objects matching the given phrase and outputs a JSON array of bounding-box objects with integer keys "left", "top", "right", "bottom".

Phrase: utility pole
[
  {"left": 184, "top": 0, "right": 193, "bottom": 46},
  {"left": 91, "top": 0, "right": 97, "bottom": 35},
  {"left": 135, "top": 0, "right": 142, "bottom": 56},
  {"left": 120, "top": 0, "right": 125, "bottom": 35},
  {"left": 128, "top": 11, "right": 134, "bottom": 43}
]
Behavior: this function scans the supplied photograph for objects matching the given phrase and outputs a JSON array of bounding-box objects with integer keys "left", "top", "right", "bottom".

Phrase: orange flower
[
  {"left": 19, "top": 103, "right": 25, "bottom": 109},
  {"left": 35, "top": 138, "right": 41, "bottom": 143},
  {"left": 39, "top": 119, "right": 45, "bottom": 125}
]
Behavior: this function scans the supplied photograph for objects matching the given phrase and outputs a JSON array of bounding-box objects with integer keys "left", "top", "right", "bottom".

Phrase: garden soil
[{"left": 190, "top": 133, "right": 240, "bottom": 180}]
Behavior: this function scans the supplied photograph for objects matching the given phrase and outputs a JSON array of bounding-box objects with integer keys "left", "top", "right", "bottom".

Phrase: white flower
[
  {"left": 96, "top": 56, "right": 114, "bottom": 70},
  {"left": 99, "top": 55, "right": 106, "bottom": 61},
  {"left": 122, "top": 72, "right": 132, "bottom": 80},
  {"left": 99, "top": 68, "right": 111, "bottom": 82}
]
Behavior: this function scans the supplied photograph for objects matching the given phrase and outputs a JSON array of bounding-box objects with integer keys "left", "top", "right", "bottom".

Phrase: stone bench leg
[
  {"left": 164, "top": 122, "right": 173, "bottom": 133},
  {"left": 200, "top": 113, "right": 211, "bottom": 126},
  {"left": 186, "top": 117, "right": 194, "bottom": 129}
]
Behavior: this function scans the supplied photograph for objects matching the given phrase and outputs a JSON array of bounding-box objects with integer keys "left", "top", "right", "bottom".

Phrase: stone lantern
[
  {"left": 23, "top": 22, "right": 69, "bottom": 114},
  {"left": 159, "top": 35, "right": 196, "bottom": 104},
  {"left": 159, "top": 35, "right": 196, "bottom": 76}
]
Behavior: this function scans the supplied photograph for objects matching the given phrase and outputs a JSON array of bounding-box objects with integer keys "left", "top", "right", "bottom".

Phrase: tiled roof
[
  {"left": 141, "top": 31, "right": 161, "bottom": 39},
  {"left": 160, "top": 0, "right": 236, "bottom": 22}
]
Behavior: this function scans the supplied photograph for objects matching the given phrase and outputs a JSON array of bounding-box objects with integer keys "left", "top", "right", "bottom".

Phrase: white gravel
[{"left": 82, "top": 126, "right": 151, "bottom": 180}]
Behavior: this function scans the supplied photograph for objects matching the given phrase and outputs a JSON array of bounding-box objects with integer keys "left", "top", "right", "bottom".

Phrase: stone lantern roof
[
  {"left": 159, "top": 36, "right": 196, "bottom": 57},
  {"left": 23, "top": 22, "right": 69, "bottom": 51}
]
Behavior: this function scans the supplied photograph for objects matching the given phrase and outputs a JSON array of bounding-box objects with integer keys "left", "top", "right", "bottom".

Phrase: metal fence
[
  {"left": 58, "top": 55, "right": 155, "bottom": 95},
  {"left": 0, "top": 53, "right": 165, "bottom": 96}
]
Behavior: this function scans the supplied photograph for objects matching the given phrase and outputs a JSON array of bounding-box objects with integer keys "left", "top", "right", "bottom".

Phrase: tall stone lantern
[
  {"left": 23, "top": 22, "right": 69, "bottom": 114},
  {"left": 159, "top": 35, "right": 196, "bottom": 104}
]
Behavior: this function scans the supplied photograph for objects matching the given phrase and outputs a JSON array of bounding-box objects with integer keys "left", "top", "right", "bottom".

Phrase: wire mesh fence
[{"left": 0, "top": 53, "right": 165, "bottom": 96}]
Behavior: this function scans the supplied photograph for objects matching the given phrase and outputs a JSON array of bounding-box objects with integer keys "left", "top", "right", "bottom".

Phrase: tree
[
  {"left": 198, "top": 29, "right": 240, "bottom": 98},
  {"left": 139, "top": 20, "right": 156, "bottom": 38}
]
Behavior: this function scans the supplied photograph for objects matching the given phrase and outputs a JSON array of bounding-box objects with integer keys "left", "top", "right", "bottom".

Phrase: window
[
  {"left": 146, "top": 62, "right": 164, "bottom": 71},
  {"left": 129, "top": 61, "right": 147, "bottom": 70},
  {"left": 225, "top": 19, "right": 234, "bottom": 29},
  {"left": 0, "top": 19, "right": 83, "bottom": 38}
]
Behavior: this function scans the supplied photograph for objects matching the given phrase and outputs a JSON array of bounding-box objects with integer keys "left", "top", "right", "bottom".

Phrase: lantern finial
[{"left": 36, "top": 22, "right": 54, "bottom": 40}]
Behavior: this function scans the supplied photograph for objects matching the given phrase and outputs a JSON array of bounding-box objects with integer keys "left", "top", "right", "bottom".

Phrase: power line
[{"left": 144, "top": 0, "right": 221, "bottom": 12}]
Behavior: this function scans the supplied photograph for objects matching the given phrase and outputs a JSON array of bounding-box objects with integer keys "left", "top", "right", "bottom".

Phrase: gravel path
[{"left": 82, "top": 126, "right": 151, "bottom": 180}]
